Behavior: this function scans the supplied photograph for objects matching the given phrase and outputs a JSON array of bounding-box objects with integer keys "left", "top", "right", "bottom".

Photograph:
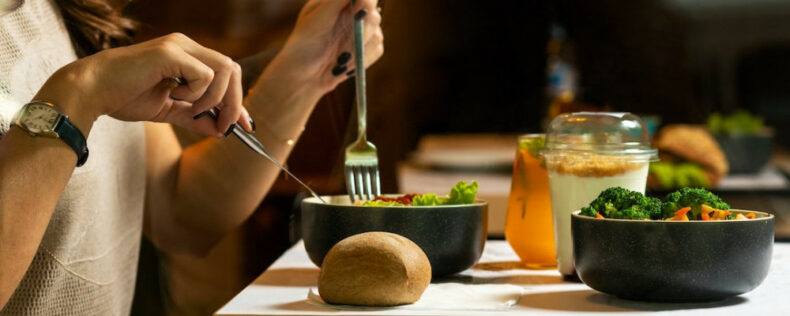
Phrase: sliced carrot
[
  {"left": 714, "top": 210, "right": 731, "bottom": 220},
  {"left": 670, "top": 207, "right": 691, "bottom": 221},
  {"left": 673, "top": 207, "right": 691, "bottom": 220},
  {"left": 746, "top": 212, "right": 757, "bottom": 219},
  {"left": 595, "top": 212, "right": 605, "bottom": 219},
  {"left": 700, "top": 205, "right": 715, "bottom": 221}
]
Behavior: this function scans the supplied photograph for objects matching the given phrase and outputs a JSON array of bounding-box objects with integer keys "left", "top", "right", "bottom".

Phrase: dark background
[{"left": 126, "top": 0, "right": 790, "bottom": 314}]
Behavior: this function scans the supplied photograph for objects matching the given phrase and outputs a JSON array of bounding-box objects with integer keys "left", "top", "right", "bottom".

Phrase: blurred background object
[
  {"left": 124, "top": 0, "right": 790, "bottom": 314},
  {"left": 649, "top": 125, "right": 729, "bottom": 190},
  {"left": 708, "top": 111, "right": 774, "bottom": 174}
]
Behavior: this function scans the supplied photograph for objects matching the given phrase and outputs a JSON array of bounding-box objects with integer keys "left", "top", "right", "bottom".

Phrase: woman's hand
[
  {"left": 263, "top": 0, "right": 384, "bottom": 93},
  {"left": 36, "top": 33, "right": 252, "bottom": 136}
]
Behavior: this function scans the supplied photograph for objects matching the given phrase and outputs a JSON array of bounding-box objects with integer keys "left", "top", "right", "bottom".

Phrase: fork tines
[{"left": 345, "top": 163, "right": 380, "bottom": 202}]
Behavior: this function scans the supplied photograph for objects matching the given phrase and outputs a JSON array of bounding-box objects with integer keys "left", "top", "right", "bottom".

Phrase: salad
[
  {"left": 359, "top": 181, "right": 479, "bottom": 206},
  {"left": 580, "top": 187, "right": 757, "bottom": 221}
]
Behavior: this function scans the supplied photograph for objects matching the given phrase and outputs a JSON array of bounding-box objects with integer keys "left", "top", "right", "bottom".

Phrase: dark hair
[{"left": 56, "top": 0, "right": 137, "bottom": 56}]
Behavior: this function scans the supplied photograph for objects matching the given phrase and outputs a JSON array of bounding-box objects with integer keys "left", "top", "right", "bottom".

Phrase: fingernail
[
  {"left": 346, "top": 69, "right": 355, "bottom": 77},
  {"left": 224, "top": 125, "right": 234, "bottom": 137},
  {"left": 355, "top": 9, "right": 367, "bottom": 20},
  {"left": 332, "top": 65, "right": 348, "bottom": 76},
  {"left": 248, "top": 117, "right": 256, "bottom": 133},
  {"left": 337, "top": 52, "right": 351, "bottom": 65},
  {"left": 193, "top": 111, "right": 209, "bottom": 120}
]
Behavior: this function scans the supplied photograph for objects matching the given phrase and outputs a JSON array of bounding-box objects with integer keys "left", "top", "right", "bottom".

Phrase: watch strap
[{"left": 53, "top": 114, "right": 89, "bottom": 167}]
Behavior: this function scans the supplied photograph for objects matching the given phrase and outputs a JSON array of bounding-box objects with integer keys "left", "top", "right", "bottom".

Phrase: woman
[{"left": 0, "top": 0, "right": 383, "bottom": 314}]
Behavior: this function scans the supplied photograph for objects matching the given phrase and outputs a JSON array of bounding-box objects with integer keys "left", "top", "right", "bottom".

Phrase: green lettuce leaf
[
  {"left": 447, "top": 181, "right": 479, "bottom": 205},
  {"left": 360, "top": 181, "right": 479, "bottom": 206},
  {"left": 412, "top": 193, "right": 447, "bottom": 206}
]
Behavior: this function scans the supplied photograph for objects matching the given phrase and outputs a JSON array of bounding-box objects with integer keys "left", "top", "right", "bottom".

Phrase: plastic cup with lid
[{"left": 541, "top": 112, "right": 658, "bottom": 278}]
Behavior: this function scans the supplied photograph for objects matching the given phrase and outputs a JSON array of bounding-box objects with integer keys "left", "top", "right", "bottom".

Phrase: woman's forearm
[
  {"left": 238, "top": 47, "right": 280, "bottom": 92},
  {"left": 145, "top": 0, "right": 384, "bottom": 255},
  {"left": 146, "top": 65, "right": 326, "bottom": 255},
  {"left": 0, "top": 94, "right": 96, "bottom": 308}
]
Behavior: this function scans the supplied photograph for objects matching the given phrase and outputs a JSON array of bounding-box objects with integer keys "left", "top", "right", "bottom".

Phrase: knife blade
[{"left": 195, "top": 108, "right": 325, "bottom": 203}]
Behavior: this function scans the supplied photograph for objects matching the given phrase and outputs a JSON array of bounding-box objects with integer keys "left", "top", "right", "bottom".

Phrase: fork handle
[{"left": 353, "top": 5, "right": 368, "bottom": 142}]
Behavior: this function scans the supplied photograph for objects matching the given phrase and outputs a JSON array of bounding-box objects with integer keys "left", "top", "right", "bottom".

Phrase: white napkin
[{"left": 307, "top": 283, "right": 524, "bottom": 312}]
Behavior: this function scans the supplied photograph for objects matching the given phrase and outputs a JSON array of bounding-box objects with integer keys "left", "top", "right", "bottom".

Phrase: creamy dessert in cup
[
  {"left": 546, "top": 154, "right": 649, "bottom": 277},
  {"left": 542, "top": 112, "right": 657, "bottom": 278}
]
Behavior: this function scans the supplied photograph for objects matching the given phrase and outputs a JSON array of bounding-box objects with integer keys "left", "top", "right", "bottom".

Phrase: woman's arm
[
  {"left": 143, "top": 70, "right": 326, "bottom": 254},
  {"left": 238, "top": 47, "right": 280, "bottom": 91},
  {"left": 0, "top": 34, "right": 246, "bottom": 308},
  {"left": 143, "top": 0, "right": 384, "bottom": 255},
  {"left": 0, "top": 86, "right": 98, "bottom": 307}
]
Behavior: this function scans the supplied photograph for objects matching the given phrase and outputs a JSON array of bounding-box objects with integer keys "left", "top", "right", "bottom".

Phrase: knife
[
  {"left": 172, "top": 76, "right": 325, "bottom": 203},
  {"left": 198, "top": 108, "right": 325, "bottom": 203}
]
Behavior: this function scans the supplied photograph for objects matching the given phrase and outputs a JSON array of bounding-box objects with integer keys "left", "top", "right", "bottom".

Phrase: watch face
[{"left": 21, "top": 103, "right": 59, "bottom": 133}]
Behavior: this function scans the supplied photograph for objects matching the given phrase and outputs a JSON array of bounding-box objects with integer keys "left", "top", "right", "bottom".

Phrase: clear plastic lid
[{"left": 542, "top": 112, "right": 658, "bottom": 161}]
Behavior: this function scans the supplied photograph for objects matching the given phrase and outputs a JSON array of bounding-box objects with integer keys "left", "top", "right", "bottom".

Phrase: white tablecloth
[{"left": 215, "top": 240, "right": 790, "bottom": 315}]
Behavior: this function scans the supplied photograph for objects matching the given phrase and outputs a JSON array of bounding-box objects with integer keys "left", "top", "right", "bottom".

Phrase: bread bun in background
[
  {"left": 651, "top": 125, "right": 729, "bottom": 187},
  {"left": 318, "top": 232, "right": 431, "bottom": 306}
]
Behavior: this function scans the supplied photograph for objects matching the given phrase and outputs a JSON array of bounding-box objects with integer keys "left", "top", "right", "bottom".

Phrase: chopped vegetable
[
  {"left": 412, "top": 193, "right": 446, "bottom": 206},
  {"left": 447, "top": 181, "right": 479, "bottom": 205},
  {"left": 700, "top": 204, "right": 714, "bottom": 221},
  {"left": 671, "top": 207, "right": 691, "bottom": 221},
  {"left": 580, "top": 187, "right": 663, "bottom": 220},
  {"left": 674, "top": 207, "right": 691, "bottom": 217},
  {"left": 595, "top": 213, "right": 605, "bottom": 219},
  {"left": 581, "top": 187, "right": 757, "bottom": 221},
  {"left": 372, "top": 194, "right": 416, "bottom": 205},
  {"left": 360, "top": 181, "right": 479, "bottom": 207},
  {"left": 360, "top": 200, "right": 409, "bottom": 207},
  {"left": 662, "top": 188, "right": 730, "bottom": 220},
  {"left": 714, "top": 210, "right": 731, "bottom": 220}
]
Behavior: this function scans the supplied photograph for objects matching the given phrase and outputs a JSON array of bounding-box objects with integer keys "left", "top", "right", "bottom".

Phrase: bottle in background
[
  {"left": 545, "top": 23, "right": 578, "bottom": 120},
  {"left": 505, "top": 134, "right": 557, "bottom": 268}
]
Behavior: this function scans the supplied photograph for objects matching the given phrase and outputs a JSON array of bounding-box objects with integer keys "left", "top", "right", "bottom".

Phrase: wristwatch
[{"left": 12, "top": 100, "right": 89, "bottom": 166}]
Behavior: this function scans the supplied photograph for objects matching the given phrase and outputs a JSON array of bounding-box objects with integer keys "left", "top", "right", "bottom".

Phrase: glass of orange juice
[{"left": 505, "top": 134, "right": 556, "bottom": 268}]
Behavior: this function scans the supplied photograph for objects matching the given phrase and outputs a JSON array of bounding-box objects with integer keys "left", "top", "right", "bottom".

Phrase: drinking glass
[{"left": 505, "top": 134, "right": 557, "bottom": 268}]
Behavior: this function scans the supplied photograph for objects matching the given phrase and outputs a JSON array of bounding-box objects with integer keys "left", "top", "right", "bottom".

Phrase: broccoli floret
[
  {"left": 662, "top": 188, "right": 730, "bottom": 219},
  {"left": 580, "top": 187, "right": 662, "bottom": 220}
]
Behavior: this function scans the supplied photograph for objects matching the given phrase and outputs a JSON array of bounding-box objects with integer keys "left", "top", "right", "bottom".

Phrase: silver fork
[{"left": 344, "top": 8, "right": 380, "bottom": 202}]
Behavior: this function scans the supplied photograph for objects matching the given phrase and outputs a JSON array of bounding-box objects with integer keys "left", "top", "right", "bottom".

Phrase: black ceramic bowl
[
  {"left": 301, "top": 196, "right": 488, "bottom": 277},
  {"left": 716, "top": 134, "right": 773, "bottom": 174},
  {"left": 572, "top": 210, "right": 774, "bottom": 302}
]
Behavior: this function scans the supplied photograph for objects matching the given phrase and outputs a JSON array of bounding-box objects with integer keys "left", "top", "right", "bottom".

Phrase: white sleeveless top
[{"left": 0, "top": 0, "right": 146, "bottom": 314}]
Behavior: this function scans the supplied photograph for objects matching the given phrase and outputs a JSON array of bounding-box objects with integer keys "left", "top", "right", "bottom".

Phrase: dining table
[{"left": 215, "top": 239, "right": 790, "bottom": 315}]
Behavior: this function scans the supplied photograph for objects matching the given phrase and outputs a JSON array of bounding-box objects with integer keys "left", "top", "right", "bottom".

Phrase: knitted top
[{"left": 0, "top": 0, "right": 146, "bottom": 314}]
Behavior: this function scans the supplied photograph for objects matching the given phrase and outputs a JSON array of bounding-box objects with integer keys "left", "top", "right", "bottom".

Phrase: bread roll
[
  {"left": 318, "top": 232, "right": 431, "bottom": 306},
  {"left": 654, "top": 124, "right": 729, "bottom": 184}
]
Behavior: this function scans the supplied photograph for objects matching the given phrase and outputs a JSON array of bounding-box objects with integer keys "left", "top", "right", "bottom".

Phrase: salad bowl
[{"left": 300, "top": 195, "right": 488, "bottom": 277}]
